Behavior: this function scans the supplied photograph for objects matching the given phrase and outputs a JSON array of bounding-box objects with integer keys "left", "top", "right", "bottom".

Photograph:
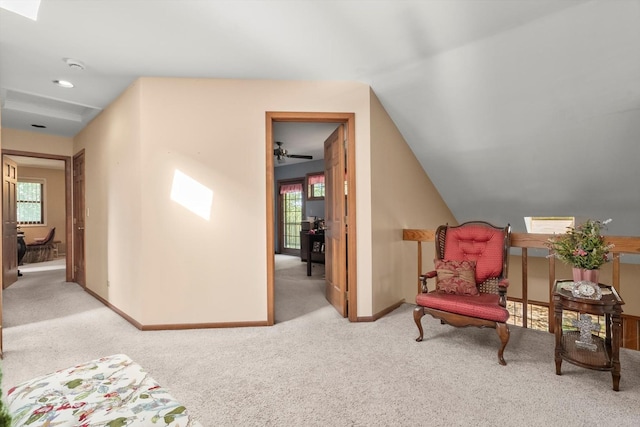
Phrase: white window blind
[{"left": 17, "top": 180, "right": 45, "bottom": 224}]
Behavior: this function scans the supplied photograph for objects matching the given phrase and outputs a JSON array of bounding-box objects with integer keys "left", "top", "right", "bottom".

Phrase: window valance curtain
[
  {"left": 280, "top": 183, "right": 303, "bottom": 194},
  {"left": 308, "top": 174, "right": 324, "bottom": 185}
]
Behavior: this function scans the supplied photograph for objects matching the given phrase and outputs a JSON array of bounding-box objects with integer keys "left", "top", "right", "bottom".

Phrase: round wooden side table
[{"left": 553, "top": 279, "right": 625, "bottom": 391}]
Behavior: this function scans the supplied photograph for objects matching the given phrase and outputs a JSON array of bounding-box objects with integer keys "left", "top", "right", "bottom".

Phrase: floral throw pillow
[{"left": 435, "top": 259, "right": 478, "bottom": 296}]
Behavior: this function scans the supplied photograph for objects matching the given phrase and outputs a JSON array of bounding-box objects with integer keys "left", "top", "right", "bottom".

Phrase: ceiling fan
[{"left": 273, "top": 141, "right": 313, "bottom": 163}]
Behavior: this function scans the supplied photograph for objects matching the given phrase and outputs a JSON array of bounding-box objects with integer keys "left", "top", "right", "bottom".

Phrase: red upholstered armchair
[{"left": 414, "top": 221, "right": 512, "bottom": 365}]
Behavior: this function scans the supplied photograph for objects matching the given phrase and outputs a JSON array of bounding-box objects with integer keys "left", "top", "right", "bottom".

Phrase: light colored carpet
[
  {"left": 2, "top": 257, "right": 640, "bottom": 426},
  {"left": 274, "top": 254, "right": 305, "bottom": 271},
  {"left": 275, "top": 254, "right": 327, "bottom": 323}
]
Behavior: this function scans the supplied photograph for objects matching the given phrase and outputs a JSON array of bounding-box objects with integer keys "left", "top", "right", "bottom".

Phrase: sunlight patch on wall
[{"left": 170, "top": 169, "right": 213, "bottom": 220}]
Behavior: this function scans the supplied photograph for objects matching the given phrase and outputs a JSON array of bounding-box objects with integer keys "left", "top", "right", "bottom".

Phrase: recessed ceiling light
[
  {"left": 31, "top": 124, "right": 47, "bottom": 128},
  {"left": 53, "top": 79, "right": 74, "bottom": 88}
]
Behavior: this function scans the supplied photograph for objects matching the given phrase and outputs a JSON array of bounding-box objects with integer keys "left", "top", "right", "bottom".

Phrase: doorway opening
[
  {"left": 266, "top": 112, "right": 357, "bottom": 324},
  {"left": 1, "top": 149, "right": 73, "bottom": 355},
  {"left": 2, "top": 149, "right": 73, "bottom": 284}
]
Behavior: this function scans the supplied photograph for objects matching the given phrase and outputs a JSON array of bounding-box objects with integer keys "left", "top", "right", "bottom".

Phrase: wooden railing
[{"left": 403, "top": 229, "right": 640, "bottom": 349}]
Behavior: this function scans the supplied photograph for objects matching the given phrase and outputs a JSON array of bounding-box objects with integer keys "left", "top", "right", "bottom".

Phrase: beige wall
[
  {"left": 16, "top": 166, "right": 66, "bottom": 254},
  {"left": 614, "top": 263, "right": 640, "bottom": 317},
  {"left": 369, "top": 90, "right": 456, "bottom": 314},
  {"left": 75, "top": 77, "right": 374, "bottom": 325},
  {"left": 1, "top": 128, "right": 73, "bottom": 157},
  {"left": 74, "top": 81, "right": 143, "bottom": 321}
]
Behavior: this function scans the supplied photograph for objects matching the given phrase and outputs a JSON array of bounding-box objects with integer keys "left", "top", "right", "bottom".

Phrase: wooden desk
[
  {"left": 305, "top": 232, "right": 325, "bottom": 276},
  {"left": 553, "top": 280, "right": 625, "bottom": 391},
  {"left": 300, "top": 231, "right": 325, "bottom": 263}
]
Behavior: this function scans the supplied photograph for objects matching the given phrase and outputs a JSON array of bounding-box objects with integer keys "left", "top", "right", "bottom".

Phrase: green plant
[
  {"left": 0, "top": 368, "right": 12, "bottom": 427},
  {"left": 546, "top": 219, "right": 614, "bottom": 270}
]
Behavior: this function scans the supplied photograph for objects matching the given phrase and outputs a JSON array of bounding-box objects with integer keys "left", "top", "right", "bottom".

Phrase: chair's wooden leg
[
  {"left": 413, "top": 306, "right": 425, "bottom": 342},
  {"left": 496, "top": 322, "right": 510, "bottom": 366}
]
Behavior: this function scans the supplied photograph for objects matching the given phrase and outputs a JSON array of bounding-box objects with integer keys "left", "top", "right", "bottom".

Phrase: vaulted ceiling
[{"left": 1, "top": 0, "right": 638, "bottom": 235}]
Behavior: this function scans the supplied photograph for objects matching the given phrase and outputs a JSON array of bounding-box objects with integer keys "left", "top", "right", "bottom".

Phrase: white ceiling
[
  {"left": 1, "top": 0, "right": 639, "bottom": 236},
  {"left": 0, "top": 0, "right": 583, "bottom": 137}
]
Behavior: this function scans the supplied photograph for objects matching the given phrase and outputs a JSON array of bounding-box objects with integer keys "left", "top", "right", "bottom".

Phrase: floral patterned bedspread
[{"left": 5, "top": 354, "right": 202, "bottom": 426}]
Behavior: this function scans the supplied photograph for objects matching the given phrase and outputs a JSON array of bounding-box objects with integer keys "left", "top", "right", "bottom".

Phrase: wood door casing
[
  {"left": 266, "top": 111, "right": 356, "bottom": 325},
  {"left": 324, "top": 125, "right": 347, "bottom": 317},
  {"left": 73, "top": 151, "right": 86, "bottom": 287},
  {"left": 2, "top": 156, "right": 18, "bottom": 289}
]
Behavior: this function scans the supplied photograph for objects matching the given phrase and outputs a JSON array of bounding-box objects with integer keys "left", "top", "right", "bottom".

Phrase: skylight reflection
[
  {"left": 170, "top": 169, "right": 213, "bottom": 221},
  {"left": 0, "top": 0, "right": 41, "bottom": 21},
  {"left": 524, "top": 216, "right": 574, "bottom": 234}
]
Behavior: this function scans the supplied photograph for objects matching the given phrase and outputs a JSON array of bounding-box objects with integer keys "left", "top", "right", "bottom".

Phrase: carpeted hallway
[{"left": 274, "top": 254, "right": 327, "bottom": 323}]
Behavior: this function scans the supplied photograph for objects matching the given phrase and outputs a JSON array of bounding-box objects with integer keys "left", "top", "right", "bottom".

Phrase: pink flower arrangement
[{"left": 546, "top": 219, "right": 614, "bottom": 270}]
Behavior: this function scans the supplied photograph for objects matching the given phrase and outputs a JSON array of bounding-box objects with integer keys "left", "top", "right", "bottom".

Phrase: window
[
  {"left": 306, "top": 172, "right": 325, "bottom": 200},
  {"left": 17, "top": 179, "right": 45, "bottom": 225},
  {"left": 524, "top": 216, "right": 574, "bottom": 234},
  {"left": 279, "top": 181, "right": 304, "bottom": 252}
]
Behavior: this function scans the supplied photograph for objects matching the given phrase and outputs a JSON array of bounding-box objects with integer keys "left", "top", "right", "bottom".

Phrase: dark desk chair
[{"left": 25, "top": 227, "right": 56, "bottom": 263}]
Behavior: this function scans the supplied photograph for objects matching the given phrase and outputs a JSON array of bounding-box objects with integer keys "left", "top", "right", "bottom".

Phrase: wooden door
[
  {"left": 73, "top": 151, "right": 86, "bottom": 287},
  {"left": 1, "top": 156, "right": 19, "bottom": 355},
  {"left": 324, "top": 125, "right": 347, "bottom": 317},
  {"left": 2, "top": 156, "right": 18, "bottom": 289}
]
